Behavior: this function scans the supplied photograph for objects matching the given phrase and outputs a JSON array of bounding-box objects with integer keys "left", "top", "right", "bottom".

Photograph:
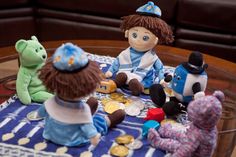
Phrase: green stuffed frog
[{"left": 15, "top": 36, "right": 53, "bottom": 105}]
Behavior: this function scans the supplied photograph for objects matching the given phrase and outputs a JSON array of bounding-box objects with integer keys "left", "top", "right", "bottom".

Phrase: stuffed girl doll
[
  {"left": 37, "top": 43, "right": 125, "bottom": 146},
  {"left": 105, "top": 1, "right": 174, "bottom": 96},
  {"left": 148, "top": 90, "right": 224, "bottom": 157}
]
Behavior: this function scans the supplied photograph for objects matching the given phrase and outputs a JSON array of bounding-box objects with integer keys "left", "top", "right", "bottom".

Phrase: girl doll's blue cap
[
  {"left": 52, "top": 43, "right": 88, "bottom": 72},
  {"left": 136, "top": 1, "right": 162, "bottom": 17}
]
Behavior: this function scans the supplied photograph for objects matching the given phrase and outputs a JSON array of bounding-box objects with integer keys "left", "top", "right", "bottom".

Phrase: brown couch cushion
[
  {"left": 177, "top": 0, "right": 236, "bottom": 33},
  {"left": 0, "top": 0, "right": 31, "bottom": 8},
  {"left": 37, "top": 18, "right": 123, "bottom": 41},
  {"left": 36, "top": 0, "right": 177, "bottom": 23}
]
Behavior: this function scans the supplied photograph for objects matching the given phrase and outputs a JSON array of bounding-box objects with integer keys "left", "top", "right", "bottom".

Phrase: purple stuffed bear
[{"left": 148, "top": 91, "right": 224, "bottom": 157}]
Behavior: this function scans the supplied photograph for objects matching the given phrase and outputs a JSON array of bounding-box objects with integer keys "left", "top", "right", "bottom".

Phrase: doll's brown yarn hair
[
  {"left": 39, "top": 60, "right": 102, "bottom": 100},
  {"left": 120, "top": 14, "right": 174, "bottom": 44}
]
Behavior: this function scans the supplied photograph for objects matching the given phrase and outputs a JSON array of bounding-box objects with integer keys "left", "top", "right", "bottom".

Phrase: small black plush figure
[{"left": 150, "top": 51, "right": 208, "bottom": 116}]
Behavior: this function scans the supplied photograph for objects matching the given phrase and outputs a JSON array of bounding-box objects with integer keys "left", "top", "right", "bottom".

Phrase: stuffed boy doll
[
  {"left": 148, "top": 90, "right": 224, "bottom": 157},
  {"left": 37, "top": 43, "right": 125, "bottom": 146},
  {"left": 105, "top": 1, "right": 174, "bottom": 95},
  {"left": 15, "top": 36, "right": 53, "bottom": 105}
]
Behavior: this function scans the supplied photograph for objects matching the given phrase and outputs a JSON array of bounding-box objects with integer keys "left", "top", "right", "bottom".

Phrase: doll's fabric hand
[
  {"left": 105, "top": 71, "right": 113, "bottom": 78},
  {"left": 90, "top": 133, "right": 101, "bottom": 146},
  {"left": 160, "top": 79, "right": 169, "bottom": 88},
  {"left": 159, "top": 73, "right": 172, "bottom": 88},
  {"left": 148, "top": 128, "right": 160, "bottom": 147},
  {"left": 158, "top": 124, "right": 172, "bottom": 136}
]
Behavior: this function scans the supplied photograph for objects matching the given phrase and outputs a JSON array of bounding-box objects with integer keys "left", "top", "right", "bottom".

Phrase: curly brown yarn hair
[
  {"left": 120, "top": 14, "right": 174, "bottom": 44},
  {"left": 39, "top": 60, "right": 102, "bottom": 100}
]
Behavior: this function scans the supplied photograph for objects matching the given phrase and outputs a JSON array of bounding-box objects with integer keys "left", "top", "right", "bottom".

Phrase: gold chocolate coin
[
  {"left": 27, "top": 111, "right": 43, "bottom": 121},
  {"left": 115, "top": 96, "right": 125, "bottom": 103},
  {"left": 125, "top": 140, "right": 143, "bottom": 150},
  {"left": 160, "top": 119, "right": 176, "bottom": 126},
  {"left": 115, "top": 134, "right": 134, "bottom": 144},
  {"left": 104, "top": 101, "right": 121, "bottom": 114},
  {"left": 110, "top": 145, "right": 129, "bottom": 157},
  {"left": 101, "top": 98, "right": 112, "bottom": 106},
  {"left": 123, "top": 98, "right": 132, "bottom": 107},
  {"left": 124, "top": 105, "right": 141, "bottom": 117},
  {"left": 110, "top": 92, "right": 123, "bottom": 100}
]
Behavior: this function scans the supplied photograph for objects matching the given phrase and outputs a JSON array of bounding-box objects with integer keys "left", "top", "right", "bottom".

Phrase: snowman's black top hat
[{"left": 182, "top": 51, "right": 208, "bottom": 74}]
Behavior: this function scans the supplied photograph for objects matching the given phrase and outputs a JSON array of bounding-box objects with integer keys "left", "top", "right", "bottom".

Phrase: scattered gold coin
[
  {"left": 34, "top": 142, "right": 47, "bottom": 151},
  {"left": 101, "top": 98, "right": 112, "bottom": 106},
  {"left": 104, "top": 101, "right": 121, "bottom": 114},
  {"left": 56, "top": 146, "right": 68, "bottom": 154},
  {"left": 124, "top": 99, "right": 133, "bottom": 107},
  {"left": 160, "top": 119, "right": 177, "bottom": 126},
  {"left": 80, "top": 151, "right": 93, "bottom": 157},
  {"left": 115, "top": 134, "right": 134, "bottom": 145},
  {"left": 114, "top": 96, "right": 125, "bottom": 103},
  {"left": 110, "top": 145, "right": 129, "bottom": 157},
  {"left": 2, "top": 133, "right": 14, "bottom": 141},
  {"left": 18, "top": 137, "right": 30, "bottom": 145},
  {"left": 125, "top": 105, "right": 141, "bottom": 117},
  {"left": 110, "top": 92, "right": 123, "bottom": 100},
  {"left": 27, "top": 111, "right": 43, "bottom": 121},
  {"left": 125, "top": 140, "right": 143, "bottom": 150},
  {"left": 164, "top": 87, "right": 174, "bottom": 97}
]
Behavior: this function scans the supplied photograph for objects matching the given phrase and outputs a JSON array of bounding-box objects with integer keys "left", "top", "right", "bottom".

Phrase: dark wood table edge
[{"left": 1, "top": 40, "right": 236, "bottom": 75}]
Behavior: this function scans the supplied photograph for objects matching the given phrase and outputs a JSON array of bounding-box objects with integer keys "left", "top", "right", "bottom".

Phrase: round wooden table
[{"left": 0, "top": 40, "right": 236, "bottom": 157}]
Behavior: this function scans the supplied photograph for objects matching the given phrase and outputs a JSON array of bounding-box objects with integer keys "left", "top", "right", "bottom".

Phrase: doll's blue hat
[
  {"left": 136, "top": 1, "right": 162, "bottom": 17},
  {"left": 52, "top": 43, "right": 88, "bottom": 72}
]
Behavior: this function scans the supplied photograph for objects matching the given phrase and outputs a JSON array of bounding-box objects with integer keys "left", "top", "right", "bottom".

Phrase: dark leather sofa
[{"left": 0, "top": 0, "right": 236, "bottom": 62}]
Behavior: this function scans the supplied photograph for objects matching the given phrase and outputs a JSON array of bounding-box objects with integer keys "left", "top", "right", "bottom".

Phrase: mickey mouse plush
[{"left": 150, "top": 51, "right": 208, "bottom": 116}]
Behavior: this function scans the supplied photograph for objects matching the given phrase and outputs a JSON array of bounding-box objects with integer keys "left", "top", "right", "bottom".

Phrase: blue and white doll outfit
[
  {"left": 108, "top": 47, "right": 164, "bottom": 88},
  {"left": 38, "top": 96, "right": 108, "bottom": 146},
  {"left": 37, "top": 43, "right": 108, "bottom": 146}
]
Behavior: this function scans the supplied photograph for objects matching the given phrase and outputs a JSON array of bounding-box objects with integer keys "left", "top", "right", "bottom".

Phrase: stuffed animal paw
[{"left": 148, "top": 128, "right": 161, "bottom": 147}]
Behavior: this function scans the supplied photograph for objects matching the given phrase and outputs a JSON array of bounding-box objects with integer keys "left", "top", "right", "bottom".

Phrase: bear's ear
[
  {"left": 15, "top": 40, "right": 27, "bottom": 54},
  {"left": 31, "top": 36, "right": 38, "bottom": 41}
]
